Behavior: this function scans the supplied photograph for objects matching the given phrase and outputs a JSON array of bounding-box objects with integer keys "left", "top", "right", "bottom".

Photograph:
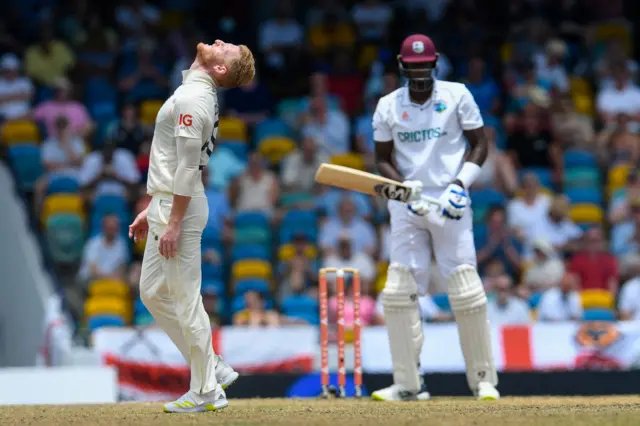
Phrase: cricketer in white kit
[
  {"left": 128, "top": 40, "right": 255, "bottom": 413},
  {"left": 371, "top": 34, "right": 500, "bottom": 401}
]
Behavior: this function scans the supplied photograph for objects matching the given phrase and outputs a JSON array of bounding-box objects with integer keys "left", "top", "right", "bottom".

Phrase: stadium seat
[
  {"left": 573, "top": 93, "right": 594, "bottom": 116},
  {"left": 93, "top": 194, "right": 129, "bottom": 216},
  {"left": 583, "top": 308, "right": 616, "bottom": 322},
  {"left": 564, "top": 168, "right": 600, "bottom": 189},
  {"left": 607, "top": 164, "right": 629, "bottom": 197},
  {"left": 47, "top": 175, "right": 80, "bottom": 194},
  {"left": 218, "top": 141, "right": 249, "bottom": 162},
  {"left": 520, "top": 167, "right": 553, "bottom": 189},
  {"left": 594, "top": 23, "right": 631, "bottom": 52},
  {"left": 134, "top": 313, "right": 155, "bottom": 326},
  {"left": 280, "top": 192, "right": 315, "bottom": 208},
  {"left": 88, "top": 314, "right": 126, "bottom": 331},
  {"left": 281, "top": 295, "right": 319, "bottom": 325},
  {"left": 1, "top": 120, "right": 40, "bottom": 145},
  {"left": 469, "top": 188, "right": 506, "bottom": 207},
  {"left": 283, "top": 209, "right": 317, "bottom": 226},
  {"left": 218, "top": 117, "right": 248, "bottom": 141},
  {"left": 202, "top": 263, "right": 223, "bottom": 280},
  {"left": 278, "top": 243, "right": 318, "bottom": 261},
  {"left": 201, "top": 279, "right": 225, "bottom": 296},
  {"left": 276, "top": 98, "right": 302, "bottom": 127},
  {"left": 569, "top": 203, "right": 604, "bottom": 224},
  {"left": 45, "top": 213, "right": 85, "bottom": 263},
  {"left": 231, "top": 294, "right": 273, "bottom": 315},
  {"left": 234, "top": 227, "right": 271, "bottom": 245},
  {"left": 140, "top": 100, "right": 164, "bottom": 125},
  {"left": 258, "top": 136, "right": 296, "bottom": 164},
  {"left": 528, "top": 292, "right": 543, "bottom": 309},
  {"left": 134, "top": 235, "right": 146, "bottom": 256},
  {"left": 202, "top": 225, "right": 222, "bottom": 250},
  {"left": 88, "top": 278, "right": 130, "bottom": 299},
  {"left": 569, "top": 77, "right": 592, "bottom": 96},
  {"left": 581, "top": 289, "right": 614, "bottom": 310},
  {"left": 279, "top": 226, "right": 318, "bottom": 244},
  {"left": 7, "top": 144, "right": 44, "bottom": 190},
  {"left": 84, "top": 297, "right": 130, "bottom": 322},
  {"left": 563, "top": 149, "right": 597, "bottom": 168},
  {"left": 231, "top": 259, "right": 272, "bottom": 281},
  {"left": 565, "top": 188, "right": 603, "bottom": 205},
  {"left": 134, "top": 298, "right": 148, "bottom": 314},
  {"left": 432, "top": 293, "right": 451, "bottom": 311},
  {"left": 330, "top": 153, "right": 366, "bottom": 171},
  {"left": 234, "top": 279, "right": 270, "bottom": 295},
  {"left": 231, "top": 244, "right": 270, "bottom": 262},
  {"left": 254, "top": 118, "right": 291, "bottom": 144},
  {"left": 41, "top": 194, "right": 84, "bottom": 225},
  {"left": 234, "top": 211, "right": 270, "bottom": 229}
]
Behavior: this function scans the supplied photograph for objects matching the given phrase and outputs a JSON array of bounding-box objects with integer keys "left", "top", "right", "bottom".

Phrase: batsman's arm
[
  {"left": 374, "top": 140, "right": 404, "bottom": 182},
  {"left": 454, "top": 86, "right": 488, "bottom": 190},
  {"left": 372, "top": 98, "right": 405, "bottom": 182}
]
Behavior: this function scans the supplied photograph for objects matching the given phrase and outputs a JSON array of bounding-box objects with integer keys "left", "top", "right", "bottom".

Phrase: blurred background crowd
[{"left": 1, "top": 0, "right": 639, "bottom": 338}]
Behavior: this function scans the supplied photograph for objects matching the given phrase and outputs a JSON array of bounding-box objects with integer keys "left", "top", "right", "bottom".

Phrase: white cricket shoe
[
  {"left": 476, "top": 381, "right": 500, "bottom": 401},
  {"left": 371, "top": 382, "right": 431, "bottom": 401},
  {"left": 215, "top": 355, "right": 239, "bottom": 389},
  {"left": 163, "top": 386, "right": 228, "bottom": 413}
]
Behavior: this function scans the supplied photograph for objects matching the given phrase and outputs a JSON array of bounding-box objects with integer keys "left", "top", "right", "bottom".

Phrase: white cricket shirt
[
  {"left": 372, "top": 81, "right": 483, "bottom": 189},
  {"left": 147, "top": 69, "right": 219, "bottom": 197}
]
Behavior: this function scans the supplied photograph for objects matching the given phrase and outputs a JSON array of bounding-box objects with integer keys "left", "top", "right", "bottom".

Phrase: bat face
[{"left": 373, "top": 183, "right": 412, "bottom": 203}]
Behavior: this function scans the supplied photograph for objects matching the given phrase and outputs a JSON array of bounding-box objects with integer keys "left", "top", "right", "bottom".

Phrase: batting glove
[
  {"left": 403, "top": 180, "right": 429, "bottom": 216},
  {"left": 439, "top": 183, "right": 468, "bottom": 220}
]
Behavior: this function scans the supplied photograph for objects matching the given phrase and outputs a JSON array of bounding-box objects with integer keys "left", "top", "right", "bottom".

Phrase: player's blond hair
[{"left": 227, "top": 45, "right": 255, "bottom": 87}]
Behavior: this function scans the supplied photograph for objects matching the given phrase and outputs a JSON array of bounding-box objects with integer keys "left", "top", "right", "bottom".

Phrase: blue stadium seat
[
  {"left": 45, "top": 214, "right": 85, "bottom": 263},
  {"left": 279, "top": 226, "right": 318, "bottom": 244},
  {"left": 85, "top": 77, "right": 117, "bottom": 105},
  {"left": 202, "top": 263, "right": 223, "bottom": 280},
  {"left": 583, "top": 308, "right": 616, "bottom": 322},
  {"left": 521, "top": 167, "right": 553, "bottom": 189},
  {"left": 282, "top": 209, "right": 317, "bottom": 226},
  {"left": 529, "top": 292, "right": 543, "bottom": 309},
  {"left": 218, "top": 141, "right": 248, "bottom": 162},
  {"left": 134, "top": 298, "right": 149, "bottom": 315},
  {"left": 93, "top": 194, "right": 129, "bottom": 215},
  {"left": 235, "top": 279, "right": 270, "bottom": 295},
  {"left": 469, "top": 188, "right": 506, "bottom": 207},
  {"left": 563, "top": 149, "right": 597, "bottom": 168},
  {"left": 281, "top": 295, "right": 319, "bottom": 325},
  {"left": 231, "top": 294, "right": 273, "bottom": 315},
  {"left": 231, "top": 244, "right": 270, "bottom": 262},
  {"left": 234, "top": 211, "right": 269, "bottom": 229},
  {"left": 202, "top": 279, "right": 225, "bottom": 295},
  {"left": 7, "top": 144, "right": 43, "bottom": 190},
  {"left": 565, "top": 188, "right": 603, "bottom": 205},
  {"left": 48, "top": 176, "right": 79, "bottom": 194},
  {"left": 432, "top": 293, "right": 451, "bottom": 311},
  {"left": 88, "top": 314, "right": 125, "bottom": 331},
  {"left": 254, "top": 118, "right": 291, "bottom": 144},
  {"left": 202, "top": 226, "right": 222, "bottom": 251},
  {"left": 564, "top": 167, "right": 600, "bottom": 189}
]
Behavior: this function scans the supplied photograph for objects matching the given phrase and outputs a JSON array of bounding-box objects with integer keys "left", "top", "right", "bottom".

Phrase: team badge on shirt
[{"left": 434, "top": 101, "right": 447, "bottom": 112}]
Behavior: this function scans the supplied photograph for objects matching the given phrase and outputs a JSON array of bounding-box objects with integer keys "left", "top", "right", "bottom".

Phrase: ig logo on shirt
[{"left": 178, "top": 114, "right": 193, "bottom": 127}]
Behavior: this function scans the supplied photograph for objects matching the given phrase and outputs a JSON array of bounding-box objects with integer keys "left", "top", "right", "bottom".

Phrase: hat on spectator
[
  {"left": 546, "top": 39, "right": 567, "bottom": 58},
  {"left": 0, "top": 53, "right": 20, "bottom": 70}
]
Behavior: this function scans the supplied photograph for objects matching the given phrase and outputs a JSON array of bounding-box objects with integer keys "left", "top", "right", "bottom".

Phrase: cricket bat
[{"left": 314, "top": 163, "right": 445, "bottom": 224}]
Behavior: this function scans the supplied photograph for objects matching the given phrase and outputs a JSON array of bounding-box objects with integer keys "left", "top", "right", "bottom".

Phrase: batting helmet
[{"left": 398, "top": 34, "right": 439, "bottom": 92}]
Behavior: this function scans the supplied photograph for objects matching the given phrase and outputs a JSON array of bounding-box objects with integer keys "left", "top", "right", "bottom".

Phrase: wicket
[{"left": 319, "top": 267, "right": 362, "bottom": 398}]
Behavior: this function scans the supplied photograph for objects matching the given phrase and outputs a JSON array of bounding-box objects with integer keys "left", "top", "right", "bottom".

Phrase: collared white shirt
[
  {"left": 147, "top": 69, "right": 218, "bottom": 197},
  {"left": 0, "top": 76, "right": 33, "bottom": 119},
  {"left": 487, "top": 296, "right": 532, "bottom": 325},
  {"left": 537, "top": 288, "right": 583, "bottom": 322},
  {"left": 372, "top": 81, "right": 483, "bottom": 189},
  {"left": 78, "top": 235, "right": 129, "bottom": 281},
  {"left": 619, "top": 278, "right": 640, "bottom": 320}
]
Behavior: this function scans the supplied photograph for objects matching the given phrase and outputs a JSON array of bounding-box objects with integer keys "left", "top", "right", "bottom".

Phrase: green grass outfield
[{"left": 2, "top": 396, "right": 640, "bottom": 426}]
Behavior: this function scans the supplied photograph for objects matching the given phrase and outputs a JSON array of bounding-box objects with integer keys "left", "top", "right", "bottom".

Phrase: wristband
[{"left": 456, "top": 162, "right": 481, "bottom": 188}]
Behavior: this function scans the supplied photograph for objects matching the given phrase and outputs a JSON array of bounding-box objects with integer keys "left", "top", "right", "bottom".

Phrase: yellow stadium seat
[
  {"left": 1, "top": 120, "right": 40, "bottom": 145},
  {"left": 594, "top": 24, "right": 632, "bottom": 53},
  {"left": 278, "top": 243, "right": 318, "bottom": 261},
  {"left": 232, "top": 259, "right": 272, "bottom": 281},
  {"left": 581, "top": 289, "right": 615, "bottom": 310},
  {"left": 608, "top": 164, "right": 629, "bottom": 197},
  {"left": 357, "top": 44, "right": 379, "bottom": 70},
  {"left": 374, "top": 273, "right": 387, "bottom": 295},
  {"left": 41, "top": 194, "right": 84, "bottom": 225},
  {"left": 140, "top": 100, "right": 164, "bottom": 125},
  {"left": 500, "top": 43, "right": 513, "bottom": 63},
  {"left": 88, "top": 278, "right": 130, "bottom": 299},
  {"left": 573, "top": 93, "right": 594, "bottom": 116},
  {"left": 569, "top": 203, "right": 604, "bottom": 224},
  {"left": 84, "top": 296, "right": 130, "bottom": 322},
  {"left": 330, "top": 153, "right": 365, "bottom": 171},
  {"left": 134, "top": 235, "right": 147, "bottom": 256},
  {"left": 218, "top": 117, "right": 248, "bottom": 142},
  {"left": 516, "top": 187, "right": 554, "bottom": 198},
  {"left": 258, "top": 136, "right": 296, "bottom": 164},
  {"left": 569, "top": 77, "right": 591, "bottom": 96}
]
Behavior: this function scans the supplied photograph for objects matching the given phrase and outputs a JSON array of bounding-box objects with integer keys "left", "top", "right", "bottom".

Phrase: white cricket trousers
[{"left": 139, "top": 194, "right": 218, "bottom": 394}]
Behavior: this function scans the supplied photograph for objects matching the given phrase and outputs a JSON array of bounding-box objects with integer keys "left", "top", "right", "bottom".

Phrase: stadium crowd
[{"left": 1, "top": 0, "right": 639, "bottom": 335}]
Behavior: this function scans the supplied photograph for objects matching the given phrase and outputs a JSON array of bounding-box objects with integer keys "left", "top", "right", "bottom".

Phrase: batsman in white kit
[
  {"left": 371, "top": 34, "right": 500, "bottom": 401},
  {"left": 128, "top": 40, "right": 255, "bottom": 413}
]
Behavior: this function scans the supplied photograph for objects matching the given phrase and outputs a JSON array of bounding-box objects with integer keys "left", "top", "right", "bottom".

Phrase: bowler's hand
[
  {"left": 159, "top": 222, "right": 181, "bottom": 259},
  {"left": 128, "top": 209, "right": 149, "bottom": 243}
]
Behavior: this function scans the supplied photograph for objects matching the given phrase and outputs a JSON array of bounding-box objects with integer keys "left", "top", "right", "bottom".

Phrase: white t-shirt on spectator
[
  {"left": 536, "top": 288, "right": 583, "bottom": 321},
  {"left": 41, "top": 136, "right": 86, "bottom": 178},
  {"left": 319, "top": 217, "right": 376, "bottom": 254},
  {"left": 79, "top": 148, "right": 140, "bottom": 197},
  {"left": 507, "top": 194, "right": 551, "bottom": 243},
  {"left": 0, "top": 76, "right": 33, "bottom": 119},
  {"left": 487, "top": 297, "right": 531, "bottom": 325},
  {"left": 530, "top": 217, "right": 582, "bottom": 255},
  {"left": 351, "top": 3, "right": 393, "bottom": 40},
  {"left": 324, "top": 252, "right": 376, "bottom": 283},
  {"left": 535, "top": 57, "right": 569, "bottom": 92},
  {"left": 596, "top": 83, "right": 640, "bottom": 119},
  {"left": 619, "top": 277, "right": 640, "bottom": 320},
  {"left": 259, "top": 19, "right": 303, "bottom": 51},
  {"left": 376, "top": 293, "right": 441, "bottom": 321},
  {"left": 78, "top": 235, "right": 129, "bottom": 281},
  {"left": 302, "top": 110, "right": 350, "bottom": 156}
]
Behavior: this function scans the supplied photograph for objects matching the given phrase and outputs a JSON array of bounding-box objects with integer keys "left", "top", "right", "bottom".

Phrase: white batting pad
[
  {"left": 381, "top": 263, "right": 423, "bottom": 392},
  {"left": 447, "top": 265, "right": 498, "bottom": 391}
]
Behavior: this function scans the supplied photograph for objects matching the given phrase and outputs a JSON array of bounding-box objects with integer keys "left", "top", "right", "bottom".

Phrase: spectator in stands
[
  {"left": 351, "top": 0, "right": 393, "bottom": 43},
  {"left": 115, "top": 0, "right": 161, "bottom": 35},
  {"left": 278, "top": 232, "right": 317, "bottom": 300},
  {"left": 0, "top": 53, "right": 33, "bottom": 121},
  {"left": 33, "top": 77, "right": 93, "bottom": 138},
  {"left": 507, "top": 172, "right": 552, "bottom": 248},
  {"left": 595, "top": 113, "right": 640, "bottom": 166},
  {"left": 506, "top": 105, "right": 560, "bottom": 173},
  {"left": 229, "top": 151, "right": 279, "bottom": 217},
  {"left": 596, "top": 64, "right": 640, "bottom": 130},
  {"left": 611, "top": 199, "right": 640, "bottom": 257},
  {"left": 78, "top": 138, "right": 140, "bottom": 201},
  {"left": 206, "top": 145, "right": 246, "bottom": 190},
  {"left": 78, "top": 214, "right": 129, "bottom": 282},
  {"left": 536, "top": 271, "right": 583, "bottom": 321},
  {"left": 534, "top": 39, "right": 569, "bottom": 94},
  {"left": 550, "top": 94, "right": 594, "bottom": 151},
  {"left": 595, "top": 40, "right": 638, "bottom": 90},
  {"left": 329, "top": 275, "right": 377, "bottom": 328},
  {"left": 482, "top": 258, "right": 508, "bottom": 292},
  {"left": 529, "top": 195, "right": 582, "bottom": 256},
  {"left": 472, "top": 126, "right": 518, "bottom": 195},
  {"left": 258, "top": 0, "right": 303, "bottom": 70},
  {"left": 609, "top": 170, "right": 640, "bottom": 225},
  {"left": 463, "top": 57, "right": 500, "bottom": 115},
  {"left": 24, "top": 22, "right": 75, "bottom": 88},
  {"left": 222, "top": 75, "right": 272, "bottom": 125},
  {"left": 202, "top": 168, "right": 232, "bottom": 244},
  {"left": 306, "top": 0, "right": 349, "bottom": 27},
  {"left": 106, "top": 103, "right": 146, "bottom": 156},
  {"left": 319, "top": 196, "right": 377, "bottom": 257},
  {"left": 233, "top": 290, "right": 280, "bottom": 327},
  {"left": 618, "top": 261, "right": 640, "bottom": 321},
  {"left": 570, "top": 227, "right": 618, "bottom": 294},
  {"left": 487, "top": 274, "right": 531, "bottom": 325},
  {"left": 477, "top": 205, "right": 523, "bottom": 276},
  {"left": 202, "top": 283, "right": 224, "bottom": 326},
  {"left": 34, "top": 116, "right": 87, "bottom": 211},
  {"left": 523, "top": 239, "right": 566, "bottom": 292},
  {"left": 323, "top": 234, "right": 376, "bottom": 291},
  {"left": 281, "top": 137, "right": 326, "bottom": 194},
  {"left": 302, "top": 95, "right": 350, "bottom": 156},
  {"left": 307, "top": 11, "right": 356, "bottom": 60},
  {"left": 117, "top": 38, "right": 168, "bottom": 102},
  {"left": 75, "top": 13, "right": 118, "bottom": 80}
]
